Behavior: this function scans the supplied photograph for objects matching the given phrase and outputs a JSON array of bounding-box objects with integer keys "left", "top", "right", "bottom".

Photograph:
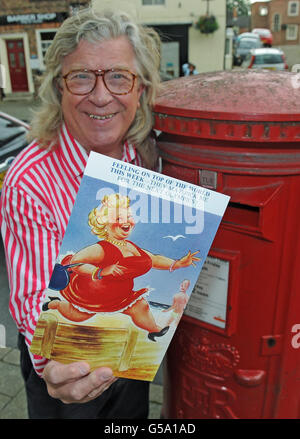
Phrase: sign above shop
[{"left": 0, "top": 12, "right": 68, "bottom": 25}]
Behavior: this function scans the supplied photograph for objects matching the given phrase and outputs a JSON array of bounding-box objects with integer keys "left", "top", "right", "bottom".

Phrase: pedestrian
[
  {"left": 182, "top": 62, "right": 198, "bottom": 76},
  {"left": 0, "top": 6, "right": 161, "bottom": 419}
]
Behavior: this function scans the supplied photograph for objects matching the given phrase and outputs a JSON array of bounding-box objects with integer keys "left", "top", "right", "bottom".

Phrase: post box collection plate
[{"left": 184, "top": 255, "right": 229, "bottom": 329}]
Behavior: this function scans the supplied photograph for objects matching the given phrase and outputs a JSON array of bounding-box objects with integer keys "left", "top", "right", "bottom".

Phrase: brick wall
[
  {"left": 270, "top": 0, "right": 299, "bottom": 45},
  {"left": 1, "top": 0, "right": 76, "bottom": 14},
  {"left": 251, "top": 0, "right": 300, "bottom": 46},
  {"left": 251, "top": 1, "right": 269, "bottom": 29},
  {"left": 0, "top": 0, "right": 89, "bottom": 94},
  {"left": 0, "top": 0, "right": 90, "bottom": 59}
]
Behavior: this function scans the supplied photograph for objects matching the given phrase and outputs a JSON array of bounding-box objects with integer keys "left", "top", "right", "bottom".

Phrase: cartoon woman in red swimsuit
[{"left": 43, "top": 194, "right": 200, "bottom": 341}]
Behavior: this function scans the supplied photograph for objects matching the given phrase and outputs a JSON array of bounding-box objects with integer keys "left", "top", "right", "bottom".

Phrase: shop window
[{"left": 36, "top": 29, "right": 56, "bottom": 69}]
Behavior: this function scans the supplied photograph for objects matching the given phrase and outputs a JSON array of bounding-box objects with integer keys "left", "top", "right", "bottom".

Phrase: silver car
[
  {"left": 241, "top": 48, "right": 289, "bottom": 71},
  {"left": 234, "top": 37, "right": 262, "bottom": 66},
  {"left": 237, "top": 32, "right": 261, "bottom": 42}
]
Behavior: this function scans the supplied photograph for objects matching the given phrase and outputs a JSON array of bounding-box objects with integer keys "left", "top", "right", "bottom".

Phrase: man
[{"left": 0, "top": 7, "right": 161, "bottom": 419}]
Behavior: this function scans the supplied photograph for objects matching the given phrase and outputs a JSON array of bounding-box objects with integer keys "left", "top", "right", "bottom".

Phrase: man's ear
[
  {"left": 55, "top": 77, "right": 63, "bottom": 95},
  {"left": 137, "top": 84, "right": 145, "bottom": 108}
]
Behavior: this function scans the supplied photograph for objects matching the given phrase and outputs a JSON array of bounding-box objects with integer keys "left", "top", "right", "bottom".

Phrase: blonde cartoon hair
[{"left": 88, "top": 193, "right": 131, "bottom": 238}]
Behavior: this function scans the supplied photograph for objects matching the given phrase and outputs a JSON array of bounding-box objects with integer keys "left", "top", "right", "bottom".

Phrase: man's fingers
[
  {"left": 59, "top": 368, "right": 116, "bottom": 404},
  {"left": 43, "top": 360, "right": 90, "bottom": 385},
  {"left": 44, "top": 361, "right": 115, "bottom": 403},
  {"left": 87, "top": 377, "right": 118, "bottom": 399}
]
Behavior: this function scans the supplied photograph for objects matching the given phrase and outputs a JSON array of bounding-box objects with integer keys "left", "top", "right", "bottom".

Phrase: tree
[{"left": 227, "top": 0, "right": 251, "bottom": 17}]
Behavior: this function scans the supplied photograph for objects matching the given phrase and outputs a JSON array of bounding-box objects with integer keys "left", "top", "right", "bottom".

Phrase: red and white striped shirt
[{"left": 0, "top": 122, "right": 143, "bottom": 376}]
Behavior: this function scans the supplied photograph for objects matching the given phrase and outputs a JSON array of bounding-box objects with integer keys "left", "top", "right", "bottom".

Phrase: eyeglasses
[{"left": 62, "top": 69, "right": 138, "bottom": 96}]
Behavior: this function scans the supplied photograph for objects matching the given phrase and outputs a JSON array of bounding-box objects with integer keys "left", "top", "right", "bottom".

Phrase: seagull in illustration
[{"left": 163, "top": 235, "right": 186, "bottom": 242}]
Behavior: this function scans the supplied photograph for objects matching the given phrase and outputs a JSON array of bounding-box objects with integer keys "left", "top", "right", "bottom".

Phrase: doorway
[{"left": 6, "top": 39, "right": 29, "bottom": 92}]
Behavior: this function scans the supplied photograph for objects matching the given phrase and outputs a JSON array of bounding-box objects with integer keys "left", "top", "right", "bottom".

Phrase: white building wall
[{"left": 93, "top": 0, "right": 226, "bottom": 74}]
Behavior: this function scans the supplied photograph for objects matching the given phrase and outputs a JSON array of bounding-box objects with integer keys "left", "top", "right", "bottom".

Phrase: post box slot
[
  {"left": 224, "top": 202, "right": 260, "bottom": 229},
  {"left": 221, "top": 182, "right": 283, "bottom": 240}
]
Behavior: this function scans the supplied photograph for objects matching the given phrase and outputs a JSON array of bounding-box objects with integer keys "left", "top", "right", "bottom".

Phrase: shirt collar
[{"left": 58, "top": 122, "right": 141, "bottom": 178}]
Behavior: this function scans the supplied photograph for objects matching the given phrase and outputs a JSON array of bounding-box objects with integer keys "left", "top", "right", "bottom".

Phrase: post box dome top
[{"left": 154, "top": 70, "right": 300, "bottom": 123}]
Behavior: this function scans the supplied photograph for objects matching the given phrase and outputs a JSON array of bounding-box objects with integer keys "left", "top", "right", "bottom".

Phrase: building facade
[
  {"left": 0, "top": 0, "right": 226, "bottom": 98},
  {"left": 251, "top": 0, "right": 300, "bottom": 67},
  {"left": 0, "top": 0, "right": 89, "bottom": 97},
  {"left": 93, "top": 0, "right": 226, "bottom": 76},
  {"left": 252, "top": 0, "right": 300, "bottom": 45}
]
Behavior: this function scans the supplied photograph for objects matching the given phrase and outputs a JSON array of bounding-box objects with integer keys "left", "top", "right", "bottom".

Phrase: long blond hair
[{"left": 29, "top": 7, "right": 161, "bottom": 168}]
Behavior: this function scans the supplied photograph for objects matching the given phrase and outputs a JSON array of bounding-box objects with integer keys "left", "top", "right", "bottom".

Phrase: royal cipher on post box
[{"left": 153, "top": 70, "right": 300, "bottom": 419}]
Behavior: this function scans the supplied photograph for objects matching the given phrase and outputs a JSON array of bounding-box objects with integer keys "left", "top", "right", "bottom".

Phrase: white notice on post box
[{"left": 184, "top": 256, "right": 229, "bottom": 329}]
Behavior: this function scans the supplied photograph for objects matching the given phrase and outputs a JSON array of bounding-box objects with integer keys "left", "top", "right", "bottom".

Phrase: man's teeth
[{"left": 89, "top": 114, "right": 114, "bottom": 120}]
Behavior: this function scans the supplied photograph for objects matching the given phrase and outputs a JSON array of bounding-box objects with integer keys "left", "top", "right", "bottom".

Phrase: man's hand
[{"left": 43, "top": 360, "right": 117, "bottom": 404}]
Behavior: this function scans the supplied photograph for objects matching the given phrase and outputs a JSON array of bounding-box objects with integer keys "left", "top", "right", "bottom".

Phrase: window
[
  {"left": 36, "top": 29, "right": 56, "bottom": 69},
  {"left": 286, "top": 24, "right": 298, "bottom": 40},
  {"left": 273, "top": 13, "right": 281, "bottom": 32},
  {"left": 253, "top": 54, "right": 283, "bottom": 65},
  {"left": 259, "top": 6, "right": 268, "bottom": 16},
  {"left": 238, "top": 39, "right": 261, "bottom": 49},
  {"left": 142, "top": 0, "right": 165, "bottom": 4},
  {"left": 288, "top": 1, "right": 299, "bottom": 16}
]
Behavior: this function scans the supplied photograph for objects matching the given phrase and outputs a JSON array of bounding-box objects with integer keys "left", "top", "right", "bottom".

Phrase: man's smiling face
[{"left": 60, "top": 37, "right": 144, "bottom": 159}]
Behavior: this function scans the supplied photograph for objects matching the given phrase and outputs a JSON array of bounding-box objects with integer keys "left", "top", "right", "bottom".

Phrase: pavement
[
  {"left": 0, "top": 95, "right": 40, "bottom": 123},
  {"left": 0, "top": 96, "right": 163, "bottom": 419}
]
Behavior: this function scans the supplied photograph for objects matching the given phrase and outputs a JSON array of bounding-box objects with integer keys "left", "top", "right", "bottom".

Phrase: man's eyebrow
[{"left": 108, "top": 65, "right": 133, "bottom": 71}]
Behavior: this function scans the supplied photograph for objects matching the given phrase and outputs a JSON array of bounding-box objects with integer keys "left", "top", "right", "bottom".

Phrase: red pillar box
[{"left": 154, "top": 71, "right": 300, "bottom": 419}]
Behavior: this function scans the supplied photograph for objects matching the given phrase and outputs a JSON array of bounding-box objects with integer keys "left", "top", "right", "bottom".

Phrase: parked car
[
  {"left": 0, "top": 112, "right": 30, "bottom": 192},
  {"left": 237, "top": 32, "right": 261, "bottom": 42},
  {"left": 252, "top": 28, "right": 273, "bottom": 47},
  {"left": 234, "top": 37, "right": 262, "bottom": 66},
  {"left": 241, "top": 48, "right": 289, "bottom": 71}
]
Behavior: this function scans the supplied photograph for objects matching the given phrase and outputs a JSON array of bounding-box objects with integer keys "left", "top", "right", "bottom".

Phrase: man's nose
[{"left": 88, "top": 74, "right": 112, "bottom": 103}]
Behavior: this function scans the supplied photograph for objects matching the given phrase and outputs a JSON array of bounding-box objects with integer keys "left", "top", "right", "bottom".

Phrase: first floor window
[{"left": 288, "top": 1, "right": 299, "bottom": 16}]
